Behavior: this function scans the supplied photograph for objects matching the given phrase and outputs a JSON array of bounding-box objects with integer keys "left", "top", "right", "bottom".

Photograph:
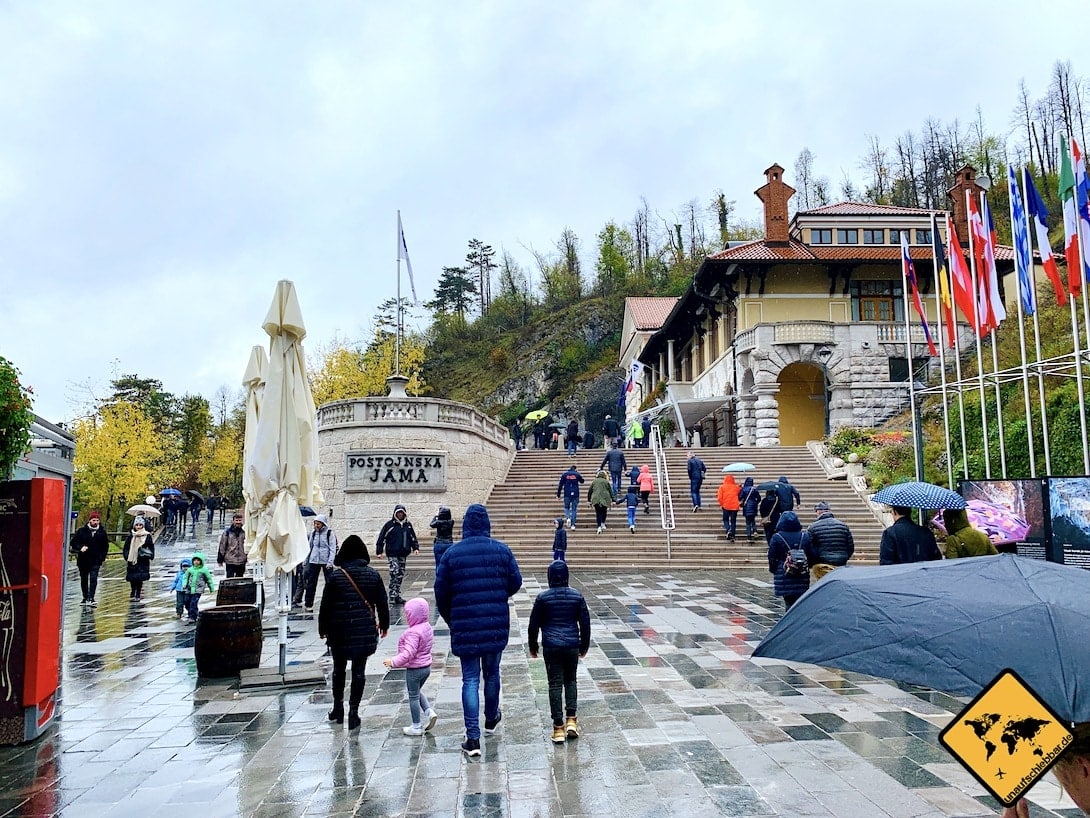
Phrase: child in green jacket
[{"left": 184, "top": 552, "right": 216, "bottom": 623}]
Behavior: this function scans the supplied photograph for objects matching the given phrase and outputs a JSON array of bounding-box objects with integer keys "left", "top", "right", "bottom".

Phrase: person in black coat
[
  {"left": 768, "top": 511, "right": 815, "bottom": 611},
  {"left": 879, "top": 506, "right": 941, "bottom": 565},
  {"left": 71, "top": 510, "right": 110, "bottom": 605},
  {"left": 430, "top": 506, "right": 455, "bottom": 567},
  {"left": 122, "top": 517, "right": 155, "bottom": 601},
  {"left": 528, "top": 560, "right": 591, "bottom": 743},
  {"left": 806, "top": 502, "right": 855, "bottom": 577},
  {"left": 375, "top": 504, "right": 420, "bottom": 605},
  {"left": 758, "top": 489, "right": 783, "bottom": 544},
  {"left": 319, "top": 534, "right": 390, "bottom": 731},
  {"left": 740, "top": 477, "right": 761, "bottom": 541}
]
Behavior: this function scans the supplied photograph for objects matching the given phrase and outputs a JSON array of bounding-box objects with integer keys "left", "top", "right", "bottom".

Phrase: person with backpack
[
  {"left": 739, "top": 477, "right": 761, "bottom": 541},
  {"left": 430, "top": 506, "right": 455, "bottom": 567},
  {"left": 758, "top": 489, "right": 782, "bottom": 544},
  {"left": 767, "top": 511, "right": 815, "bottom": 611}
]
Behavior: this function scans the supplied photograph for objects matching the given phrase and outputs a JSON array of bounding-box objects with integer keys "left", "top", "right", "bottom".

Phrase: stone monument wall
[{"left": 316, "top": 397, "right": 513, "bottom": 545}]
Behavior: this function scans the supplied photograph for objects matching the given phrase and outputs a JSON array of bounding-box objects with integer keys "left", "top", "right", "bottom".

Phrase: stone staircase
[{"left": 483, "top": 446, "right": 887, "bottom": 571}]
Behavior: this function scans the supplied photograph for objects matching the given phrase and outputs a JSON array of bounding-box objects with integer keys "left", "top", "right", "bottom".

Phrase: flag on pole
[
  {"left": 1008, "top": 166, "right": 1036, "bottom": 317},
  {"left": 982, "top": 194, "right": 1007, "bottom": 327},
  {"left": 1023, "top": 168, "right": 1067, "bottom": 306},
  {"left": 617, "top": 360, "right": 644, "bottom": 407},
  {"left": 902, "top": 233, "right": 937, "bottom": 356},
  {"left": 1059, "top": 135, "right": 1083, "bottom": 299},
  {"left": 1073, "top": 136, "right": 1090, "bottom": 284},
  {"left": 932, "top": 218, "right": 957, "bottom": 347},
  {"left": 967, "top": 193, "right": 999, "bottom": 334},
  {"left": 946, "top": 216, "right": 980, "bottom": 333},
  {"left": 397, "top": 211, "right": 419, "bottom": 305}
]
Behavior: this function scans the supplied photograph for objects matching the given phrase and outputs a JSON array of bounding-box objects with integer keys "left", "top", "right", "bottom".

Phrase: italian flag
[{"left": 1059, "top": 135, "right": 1083, "bottom": 298}]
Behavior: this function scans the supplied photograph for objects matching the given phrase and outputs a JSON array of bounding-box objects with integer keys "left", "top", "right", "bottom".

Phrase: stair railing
[{"left": 649, "top": 424, "right": 676, "bottom": 557}]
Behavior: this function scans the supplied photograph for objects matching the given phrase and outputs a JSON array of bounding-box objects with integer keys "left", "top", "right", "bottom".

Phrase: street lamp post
[{"left": 816, "top": 346, "right": 833, "bottom": 437}]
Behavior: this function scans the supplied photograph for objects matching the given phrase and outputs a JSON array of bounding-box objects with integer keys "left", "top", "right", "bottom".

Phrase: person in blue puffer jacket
[
  {"left": 528, "top": 560, "right": 591, "bottom": 744},
  {"left": 434, "top": 504, "right": 523, "bottom": 757}
]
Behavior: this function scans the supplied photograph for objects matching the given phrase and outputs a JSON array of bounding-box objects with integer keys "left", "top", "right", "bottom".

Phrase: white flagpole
[
  {"left": 981, "top": 192, "right": 1007, "bottom": 477},
  {"left": 965, "top": 190, "right": 991, "bottom": 479},
  {"left": 930, "top": 213, "right": 954, "bottom": 488},
  {"left": 946, "top": 215, "right": 971, "bottom": 480},
  {"left": 1009, "top": 169, "right": 1037, "bottom": 477},
  {"left": 395, "top": 211, "right": 403, "bottom": 377},
  {"left": 901, "top": 239, "right": 923, "bottom": 481},
  {"left": 1023, "top": 169, "right": 1053, "bottom": 474},
  {"left": 1058, "top": 140, "right": 1090, "bottom": 474}
]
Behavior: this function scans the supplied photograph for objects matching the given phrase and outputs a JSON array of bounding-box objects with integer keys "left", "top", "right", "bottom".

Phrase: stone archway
[{"left": 776, "top": 362, "right": 826, "bottom": 445}]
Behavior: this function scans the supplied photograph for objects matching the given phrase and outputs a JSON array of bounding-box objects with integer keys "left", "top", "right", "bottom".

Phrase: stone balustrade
[{"left": 317, "top": 397, "right": 510, "bottom": 447}]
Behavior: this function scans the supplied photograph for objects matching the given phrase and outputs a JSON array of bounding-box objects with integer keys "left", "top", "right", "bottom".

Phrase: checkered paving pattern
[{"left": 0, "top": 530, "right": 1078, "bottom": 817}]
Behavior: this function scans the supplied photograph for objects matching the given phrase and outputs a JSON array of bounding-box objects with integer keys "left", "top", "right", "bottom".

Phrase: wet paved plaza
[{"left": 0, "top": 529, "right": 1079, "bottom": 817}]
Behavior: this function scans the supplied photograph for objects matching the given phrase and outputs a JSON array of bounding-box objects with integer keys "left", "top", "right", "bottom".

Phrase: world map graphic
[{"left": 964, "top": 714, "right": 1052, "bottom": 761}]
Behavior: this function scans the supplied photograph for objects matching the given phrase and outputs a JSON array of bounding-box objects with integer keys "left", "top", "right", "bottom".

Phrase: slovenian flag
[
  {"left": 1073, "top": 136, "right": 1090, "bottom": 285},
  {"left": 617, "top": 360, "right": 644, "bottom": 407},
  {"left": 902, "top": 233, "right": 937, "bottom": 356}
]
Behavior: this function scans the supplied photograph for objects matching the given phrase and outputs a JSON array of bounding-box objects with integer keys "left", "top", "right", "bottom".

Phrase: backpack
[{"left": 783, "top": 542, "right": 809, "bottom": 577}]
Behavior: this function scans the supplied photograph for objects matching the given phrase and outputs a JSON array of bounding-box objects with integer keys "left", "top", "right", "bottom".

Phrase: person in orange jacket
[{"left": 716, "top": 475, "right": 742, "bottom": 541}]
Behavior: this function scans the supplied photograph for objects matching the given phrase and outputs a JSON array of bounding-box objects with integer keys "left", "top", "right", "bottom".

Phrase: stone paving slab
[{"left": 0, "top": 527, "right": 1080, "bottom": 816}]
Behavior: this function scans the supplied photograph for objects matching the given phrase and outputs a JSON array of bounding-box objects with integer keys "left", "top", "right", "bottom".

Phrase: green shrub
[{"left": 826, "top": 426, "right": 874, "bottom": 460}]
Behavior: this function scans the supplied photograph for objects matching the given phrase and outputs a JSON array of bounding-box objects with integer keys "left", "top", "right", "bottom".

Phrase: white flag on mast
[{"left": 397, "top": 211, "right": 419, "bottom": 305}]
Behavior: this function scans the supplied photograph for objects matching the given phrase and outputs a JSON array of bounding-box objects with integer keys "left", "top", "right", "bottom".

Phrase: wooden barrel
[
  {"left": 216, "top": 577, "right": 263, "bottom": 615},
  {"left": 194, "top": 604, "right": 262, "bottom": 678}
]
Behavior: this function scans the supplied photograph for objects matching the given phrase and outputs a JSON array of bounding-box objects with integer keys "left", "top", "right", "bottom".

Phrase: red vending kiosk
[{"left": 0, "top": 478, "right": 65, "bottom": 744}]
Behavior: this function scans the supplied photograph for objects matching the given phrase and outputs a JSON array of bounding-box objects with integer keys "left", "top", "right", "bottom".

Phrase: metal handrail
[{"left": 649, "top": 426, "right": 676, "bottom": 558}]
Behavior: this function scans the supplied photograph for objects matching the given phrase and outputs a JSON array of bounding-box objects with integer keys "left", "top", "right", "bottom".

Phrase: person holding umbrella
[
  {"left": 879, "top": 506, "right": 942, "bottom": 565},
  {"left": 123, "top": 517, "right": 155, "bottom": 601}
]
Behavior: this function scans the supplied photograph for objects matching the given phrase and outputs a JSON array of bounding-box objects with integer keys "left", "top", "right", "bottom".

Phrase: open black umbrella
[
  {"left": 753, "top": 554, "right": 1090, "bottom": 722},
  {"left": 299, "top": 506, "right": 316, "bottom": 517},
  {"left": 755, "top": 481, "right": 781, "bottom": 492},
  {"left": 187, "top": 489, "right": 206, "bottom": 502}
]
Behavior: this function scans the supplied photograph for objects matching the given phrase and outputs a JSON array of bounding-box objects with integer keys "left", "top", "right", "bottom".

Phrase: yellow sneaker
[
  {"left": 565, "top": 716, "right": 579, "bottom": 739},
  {"left": 551, "top": 724, "right": 566, "bottom": 744}
]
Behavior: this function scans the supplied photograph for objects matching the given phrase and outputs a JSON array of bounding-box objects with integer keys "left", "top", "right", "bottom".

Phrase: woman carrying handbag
[{"left": 123, "top": 516, "right": 155, "bottom": 601}]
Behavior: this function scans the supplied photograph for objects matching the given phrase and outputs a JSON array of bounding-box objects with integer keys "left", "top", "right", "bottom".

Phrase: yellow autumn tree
[
  {"left": 72, "top": 401, "right": 170, "bottom": 530},
  {"left": 310, "top": 332, "right": 426, "bottom": 405},
  {"left": 199, "top": 426, "right": 241, "bottom": 498}
]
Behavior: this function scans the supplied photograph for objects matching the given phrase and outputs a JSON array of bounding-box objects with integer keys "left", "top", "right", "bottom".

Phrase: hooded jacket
[
  {"left": 740, "top": 477, "right": 760, "bottom": 517},
  {"left": 319, "top": 536, "right": 390, "bottom": 661},
  {"left": 434, "top": 504, "right": 523, "bottom": 657},
  {"left": 217, "top": 523, "right": 247, "bottom": 565},
  {"left": 552, "top": 519, "right": 568, "bottom": 552},
  {"left": 185, "top": 552, "right": 216, "bottom": 595},
  {"left": 942, "top": 508, "right": 998, "bottom": 559},
  {"left": 717, "top": 475, "right": 741, "bottom": 511},
  {"left": 768, "top": 511, "right": 815, "bottom": 598},
  {"left": 430, "top": 507, "right": 454, "bottom": 542},
  {"left": 775, "top": 476, "right": 801, "bottom": 511},
  {"left": 388, "top": 597, "right": 434, "bottom": 670},
  {"left": 687, "top": 455, "right": 707, "bottom": 486},
  {"left": 376, "top": 504, "right": 419, "bottom": 558},
  {"left": 170, "top": 558, "right": 192, "bottom": 592},
  {"left": 637, "top": 465, "right": 654, "bottom": 494},
  {"left": 527, "top": 560, "right": 591, "bottom": 654},
  {"left": 588, "top": 472, "right": 614, "bottom": 506},
  {"left": 308, "top": 516, "right": 339, "bottom": 566}
]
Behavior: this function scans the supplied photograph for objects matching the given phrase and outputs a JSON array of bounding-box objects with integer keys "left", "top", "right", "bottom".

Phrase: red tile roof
[
  {"left": 798, "top": 201, "right": 939, "bottom": 217},
  {"left": 625, "top": 297, "right": 679, "bottom": 330},
  {"left": 708, "top": 241, "right": 1014, "bottom": 263}
]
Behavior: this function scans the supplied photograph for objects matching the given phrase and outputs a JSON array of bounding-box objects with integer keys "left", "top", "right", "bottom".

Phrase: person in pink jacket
[
  {"left": 382, "top": 596, "right": 438, "bottom": 736},
  {"left": 637, "top": 465, "right": 655, "bottom": 515}
]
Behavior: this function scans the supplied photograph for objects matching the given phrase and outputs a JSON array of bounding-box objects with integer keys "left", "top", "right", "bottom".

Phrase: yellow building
[{"left": 634, "top": 164, "right": 1013, "bottom": 447}]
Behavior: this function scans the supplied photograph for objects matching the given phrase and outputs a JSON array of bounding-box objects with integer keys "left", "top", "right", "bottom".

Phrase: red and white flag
[
  {"left": 946, "top": 217, "right": 981, "bottom": 334},
  {"left": 967, "top": 193, "right": 1000, "bottom": 334}
]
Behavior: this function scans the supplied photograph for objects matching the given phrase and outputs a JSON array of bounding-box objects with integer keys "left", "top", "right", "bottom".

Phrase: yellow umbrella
[{"left": 524, "top": 409, "right": 549, "bottom": 422}]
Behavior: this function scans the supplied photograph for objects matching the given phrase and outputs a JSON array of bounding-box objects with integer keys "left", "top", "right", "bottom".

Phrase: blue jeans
[
  {"left": 627, "top": 507, "right": 636, "bottom": 527},
  {"left": 566, "top": 438, "right": 577, "bottom": 456},
  {"left": 722, "top": 510, "right": 738, "bottom": 539},
  {"left": 460, "top": 652, "right": 502, "bottom": 740},
  {"left": 563, "top": 496, "right": 578, "bottom": 527},
  {"left": 405, "top": 666, "right": 433, "bottom": 725},
  {"left": 690, "top": 482, "right": 702, "bottom": 508},
  {"left": 609, "top": 471, "right": 621, "bottom": 496}
]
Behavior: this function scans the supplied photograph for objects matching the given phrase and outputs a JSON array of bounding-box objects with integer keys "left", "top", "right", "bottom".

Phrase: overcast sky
[{"left": 1, "top": 1, "right": 1086, "bottom": 423}]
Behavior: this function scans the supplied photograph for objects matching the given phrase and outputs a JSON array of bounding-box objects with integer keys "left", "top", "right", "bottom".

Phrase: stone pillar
[
  {"left": 736, "top": 394, "right": 758, "bottom": 446},
  {"left": 667, "top": 340, "right": 676, "bottom": 382},
  {"left": 753, "top": 384, "right": 781, "bottom": 447}
]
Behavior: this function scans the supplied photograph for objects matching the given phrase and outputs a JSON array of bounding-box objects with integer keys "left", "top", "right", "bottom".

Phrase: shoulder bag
[{"left": 336, "top": 567, "right": 377, "bottom": 622}]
